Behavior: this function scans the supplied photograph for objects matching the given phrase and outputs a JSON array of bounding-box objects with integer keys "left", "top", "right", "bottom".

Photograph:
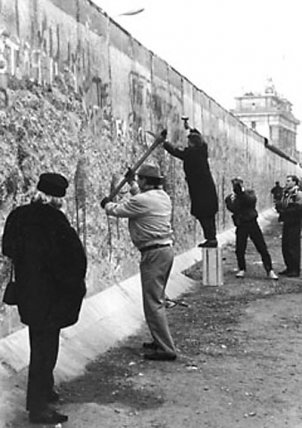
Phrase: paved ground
[{"left": 4, "top": 214, "right": 302, "bottom": 428}]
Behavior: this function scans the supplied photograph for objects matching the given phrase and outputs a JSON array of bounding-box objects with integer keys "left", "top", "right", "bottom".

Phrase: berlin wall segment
[{"left": 0, "top": 0, "right": 300, "bottom": 338}]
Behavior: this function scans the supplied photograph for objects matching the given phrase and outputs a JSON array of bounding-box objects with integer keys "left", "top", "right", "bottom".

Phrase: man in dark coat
[
  {"left": 2, "top": 173, "right": 87, "bottom": 425},
  {"left": 163, "top": 128, "right": 218, "bottom": 247}
]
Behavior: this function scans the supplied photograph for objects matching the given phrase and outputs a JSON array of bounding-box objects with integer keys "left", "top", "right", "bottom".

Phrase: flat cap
[{"left": 137, "top": 164, "right": 163, "bottom": 179}]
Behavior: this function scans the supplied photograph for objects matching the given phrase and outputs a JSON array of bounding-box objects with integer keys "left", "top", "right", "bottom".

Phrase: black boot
[
  {"left": 29, "top": 409, "right": 68, "bottom": 424},
  {"left": 198, "top": 239, "right": 218, "bottom": 248}
]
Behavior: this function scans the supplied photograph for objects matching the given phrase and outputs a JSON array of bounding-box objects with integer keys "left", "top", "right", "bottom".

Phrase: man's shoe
[
  {"left": 29, "top": 409, "right": 68, "bottom": 424},
  {"left": 279, "top": 269, "right": 288, "bottom": 275},
  {"left": 198, "top": 240, "right": 218, "bottom": 248},
  {"left": 236, "top": 270, "right": 245, "bottom": 278},
  {"left": 143, "top": 341, "right": 159, "bottom": 350},
  {"left": 286, "top": 272, "right": 300, "bottom": 278},
  {"left": 144, "top": 351, "right": 177, "bottom": 361},
  {"left": 165, "top": 299, "right": 176, "bottom": 309},
  {"left": 267, "top": 270, "right": 278, "bottom": 280}
]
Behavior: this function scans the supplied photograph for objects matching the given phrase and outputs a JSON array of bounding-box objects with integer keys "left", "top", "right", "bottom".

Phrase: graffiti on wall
[
  {"left": 0, "top": 25, "right": 111, "bottom": 117},
  {"left": 127, "top": 71, "right": 182, "bottom": 145},
  {"left": 0, "top": 19, "right": 183, "bottom": 146}
]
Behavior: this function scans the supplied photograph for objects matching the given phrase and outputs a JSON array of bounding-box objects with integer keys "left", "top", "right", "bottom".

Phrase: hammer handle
[{"left": 108, "top": 133, "right": 163, "bottom": 200}]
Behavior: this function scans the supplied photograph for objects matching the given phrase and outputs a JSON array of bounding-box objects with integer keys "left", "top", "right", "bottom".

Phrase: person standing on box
[
  {"left": 163, "top": 126, "right": 218, "bottom": 248},
  {"left": 225, "top": 177, "right": 278, "bottom": 280}
]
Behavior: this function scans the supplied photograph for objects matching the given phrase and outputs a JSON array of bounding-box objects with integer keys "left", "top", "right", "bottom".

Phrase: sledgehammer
[
  {"left": 106, "top": 129, "right": 167, "bottom": 201},
  {"left": 181, "top": 115, "right": 191, "bottom": 130}
]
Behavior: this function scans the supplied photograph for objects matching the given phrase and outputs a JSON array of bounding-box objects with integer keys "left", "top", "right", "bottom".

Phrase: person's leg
[
  {"left": 197, "top": 216, "right": 217, "bottom": 247},
  {"left": 198, "top": 216, "right": 217, "bottom": 241},
  {"left": 45, "top": 329, "right": 60, "bottom": 398},
  {"left": 27, "top": 328, "right": 49, "bottom": 413},
  {"left": 284, "top": 223, "right": 301, "bottom": 274},
  {"left": 249, "top": 220, "right": 273, "bottom": 273},
  {"left": 27, "top": 328, "right": 68, "bottom": 424},
  {"left": 235, "top": 225, "right": 248, "bottom": 271},
  {"left": 140, "top": 247, "right": 176, "bottom": 356},
  {"left": 27, "top": 328, "right": 60, "bottom": 413},
  {"left": 282, "top": 223, "right": 293, "bottom": 272}
]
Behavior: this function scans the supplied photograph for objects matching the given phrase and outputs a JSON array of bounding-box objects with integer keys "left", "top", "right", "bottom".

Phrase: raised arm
[{"left": 163, "top": 141, "right": 185, "bottom": 160}]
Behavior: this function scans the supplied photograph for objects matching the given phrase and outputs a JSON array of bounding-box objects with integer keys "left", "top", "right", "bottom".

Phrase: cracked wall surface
[{"left": 0, "top": 0, "right": 300, "bottom": 338}]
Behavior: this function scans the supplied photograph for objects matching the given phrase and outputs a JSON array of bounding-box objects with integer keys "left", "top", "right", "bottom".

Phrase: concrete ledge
[
  {"left": 0, "top": 250, "right": 197, "bottom": 383},
  {"left": 0, "top": 208, "right": 277, "bottom": 382}
]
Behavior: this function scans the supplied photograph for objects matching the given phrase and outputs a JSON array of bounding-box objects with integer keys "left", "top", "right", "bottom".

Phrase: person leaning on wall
[
  {"left": 2, "top": 173, "right": 87, "bottom": 425},
  {"left": 225, "top": 176, "right": 278, "bottom": 280},
  {"left": 162, "top": 126, "right": 218, "bottom": 248},
  {"left": 275, "top": 174, "right": 302, "bottom": 277},
  {"left": 101, "top": 163, "right": 177, "bottom": 362}
]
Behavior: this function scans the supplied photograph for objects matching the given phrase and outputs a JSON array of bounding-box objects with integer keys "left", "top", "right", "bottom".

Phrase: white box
[{"left": 202, "top": 247, "right": 224, "bottom": 286}]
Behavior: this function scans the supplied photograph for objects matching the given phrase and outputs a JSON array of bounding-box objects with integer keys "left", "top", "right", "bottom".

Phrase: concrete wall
[{"left": 0, "top": 0, "right": 300, "bottom": 338}]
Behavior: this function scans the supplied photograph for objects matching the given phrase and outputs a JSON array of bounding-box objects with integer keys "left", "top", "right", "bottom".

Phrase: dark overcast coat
[
  {"left": 163, "top": 141, "right": 218, "bottom": 217},
  {"left": 2, "top": 201, "right": 87, "bottom": 330}
]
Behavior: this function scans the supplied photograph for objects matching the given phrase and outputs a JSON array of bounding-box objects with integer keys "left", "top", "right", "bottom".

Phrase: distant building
[{"left": 231, "top": 79, "right": 300, "bottom": 159}]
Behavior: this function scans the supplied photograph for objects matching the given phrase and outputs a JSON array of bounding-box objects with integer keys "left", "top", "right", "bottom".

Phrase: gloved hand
[
  {"left": 233, "top": 182, "right": 242, "bottom": 195},
  {"left": 100, "top": 196, "right": 111, "bottom": 209},
  {"left": 156, "top": 129, "right": 167, "bottom": 144},
  {"left": 125, "top": 167, "right": 135, "bottom": 184},
  {"left": 160, "top": 129, "right": 167, "bottom": 139}
]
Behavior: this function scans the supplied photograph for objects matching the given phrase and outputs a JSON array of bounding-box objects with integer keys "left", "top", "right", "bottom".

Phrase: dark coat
[
  {"left": 275, "top": 187, "right": 302, "bottom": 225},
  {"left": 2, "top": 201, "right": 87, "bottom": 330},
  {"left": 270, "top": 184, "right": 283, "bottom": 202},
  {"left": 225, "top": 189, "right": 258, "bottom": 226},
  {"left": 163, "top": 141, "right": 218, "bottom": 217}
]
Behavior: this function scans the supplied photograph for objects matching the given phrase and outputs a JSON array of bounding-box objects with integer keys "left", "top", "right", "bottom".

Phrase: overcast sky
[{"left": 92, "top": 0, "right": 302, "bottom": 149}]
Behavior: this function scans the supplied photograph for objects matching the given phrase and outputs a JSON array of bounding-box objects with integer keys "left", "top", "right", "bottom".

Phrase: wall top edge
[{"left": 80, "top": 0, "right": 246, "bottom": 128}]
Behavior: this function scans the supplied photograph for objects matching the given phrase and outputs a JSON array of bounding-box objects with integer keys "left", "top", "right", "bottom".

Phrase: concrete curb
[{"left": 0, "top": 209, "right": 277, "bottom": 383}]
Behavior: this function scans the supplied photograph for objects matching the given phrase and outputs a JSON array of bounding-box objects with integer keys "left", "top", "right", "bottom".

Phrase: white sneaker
[
  {"left": 267, "top": 270, "right": 278, "bottom": 280},
  {"left": 236, "top": 270, "right": 245, "bottom": 278}
]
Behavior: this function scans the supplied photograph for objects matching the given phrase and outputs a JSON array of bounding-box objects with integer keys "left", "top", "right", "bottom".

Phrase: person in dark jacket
[
  {"left": 225, "top": 177, "right": 278, "bottom": 280},
  {"left": 163, "top": 128, "right": 218, "bottom": 247},
  {"left": 275, "top": 174, "right": 302, "bottom": 277},
  {"left": 2, "top": 173, "right": 87, "bottom": 425},
  {"left": 270, "top": 181, "right": 283, "bottom": 206}
]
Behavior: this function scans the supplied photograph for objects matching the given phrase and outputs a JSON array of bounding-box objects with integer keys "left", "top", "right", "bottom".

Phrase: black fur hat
[
  {"left": 188, "top": 128, "right": 202, "bottom": 146},
  {"left": 37, "top": 173, "right": 68, "bottom": 197}
]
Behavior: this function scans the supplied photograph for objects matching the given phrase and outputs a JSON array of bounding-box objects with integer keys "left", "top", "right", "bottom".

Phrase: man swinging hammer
[
  {"left": 101, "top": 161, "right": 177, "bottom": 361},
  {"left": 100, "top": 129, "right": 177, "bottom": 361},
  {"left": 163, "top": 118, "right": 218, "bottom": 248}
]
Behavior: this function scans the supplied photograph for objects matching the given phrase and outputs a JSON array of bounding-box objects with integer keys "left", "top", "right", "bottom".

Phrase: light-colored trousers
[{"left": 140, "top": 246, "right": 176, "bottom": 355}]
